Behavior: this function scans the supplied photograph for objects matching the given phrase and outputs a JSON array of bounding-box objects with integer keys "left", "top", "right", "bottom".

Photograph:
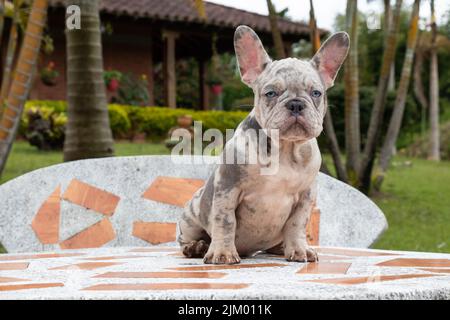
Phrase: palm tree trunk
[
  {"left": 0, "top": 0, "right": 5, "bottom": 47},
  {"left": 344, "top": 0, "right": 360, "bottom": 184},
  {"left": 266, "top": 0, "right": 285, "bottom": 59},
  {"left": 384, "top": 0, "right": 396, "bottom": 92},
  {"left": 428, "top": 0, "right": 440, "bottom": 161},
  {"left": 358, "top": 0, "right": 403, "bottom": 194},
  {"left": 374, "top": 0, "right": 420, "bottom": 190},
  {"left": 0, "top": 0, "right": 48, "bottom": 177},
  {"left": 0, "top": 5, "right": 19, "bottom": 115},
  {"left": 63, "top": 0, "right": 114, "bottom": 161}
]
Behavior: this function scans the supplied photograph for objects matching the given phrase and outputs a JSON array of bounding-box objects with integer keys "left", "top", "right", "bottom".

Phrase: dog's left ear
[{"left": 311, "top": 32, "right": 350, "bottom": 89}]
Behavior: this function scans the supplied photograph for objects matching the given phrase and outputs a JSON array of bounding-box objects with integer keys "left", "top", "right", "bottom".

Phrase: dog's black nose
[{"left": 286, "top": 99, "right": 306, "bottom": 116}]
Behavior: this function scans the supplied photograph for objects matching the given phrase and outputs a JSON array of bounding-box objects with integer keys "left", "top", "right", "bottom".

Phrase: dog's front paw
[
  {"left": 203, "top": 246, "right": 241, "bottom": 265},
  {"left": 285, "top": 245, "right": 318, "bottom": 262}
]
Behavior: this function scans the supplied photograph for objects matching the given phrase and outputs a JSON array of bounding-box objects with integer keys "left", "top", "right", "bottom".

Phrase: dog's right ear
[{"left": 234, "top": 25, "right": 272, "bottom": 86}]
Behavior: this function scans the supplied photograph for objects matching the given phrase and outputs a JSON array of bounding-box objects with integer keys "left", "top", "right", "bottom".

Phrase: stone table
[{"left": 0, "top": 245, "right": 449, "bottom": 300}]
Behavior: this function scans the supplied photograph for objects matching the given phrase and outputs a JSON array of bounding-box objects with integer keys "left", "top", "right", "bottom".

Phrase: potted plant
[
  {"left": 104, "top": 69, "right": 123, "bottom": 92},
  {"left": 40, "top": 61, "right": 59, "bottom": 86}
]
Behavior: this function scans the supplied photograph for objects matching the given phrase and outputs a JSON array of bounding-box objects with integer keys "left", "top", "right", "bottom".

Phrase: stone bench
[{"left": 0, "top": 156, "right": 387, "bottom": 253}]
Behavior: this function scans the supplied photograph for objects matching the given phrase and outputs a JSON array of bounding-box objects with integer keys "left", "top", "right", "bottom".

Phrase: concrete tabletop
[{"left": 0, "top": 245, "right": 449, "bottom": 300}]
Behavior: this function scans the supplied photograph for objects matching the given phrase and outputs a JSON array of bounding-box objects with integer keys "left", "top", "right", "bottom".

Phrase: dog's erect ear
[
  {"left": 234, "top": 25, "right": 272, "bottom": 86},
  {"left": 311, "top": 32, "right": 350, "bottom": 89}
]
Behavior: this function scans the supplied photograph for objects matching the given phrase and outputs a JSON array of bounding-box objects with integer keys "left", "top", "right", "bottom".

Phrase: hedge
[{"left": 21, "top": 101, "right": 249, "bottom": 140}]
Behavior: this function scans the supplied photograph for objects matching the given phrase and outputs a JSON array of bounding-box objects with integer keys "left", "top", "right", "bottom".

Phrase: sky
[{"left": 207, "top": 0, "right": 450, "bottom": 31}]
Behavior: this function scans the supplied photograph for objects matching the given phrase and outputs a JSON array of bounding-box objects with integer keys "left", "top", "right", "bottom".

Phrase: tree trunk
[
  {"left": 0, "top": 0, "right": 48, "bottom": 177},
  {"left": 428, "top": 0, "right": 440, "bottom": 161},
  {"left": 344, "top": 0, "right": 360, "bottom": 184},
  {"left": 0, "top": 0, "right": 5, "bottom": 48},
  {"left": 0, "top": 7, "right": 19, "bottom": 114},
  {"left": 309, "top": 0, "right": 346, "bottom": 182},
  {"left": 266, "top": 0, "right": 285, "bottom": 59},
  {"left": 358, "top": 0, "right": 403, "bottom": 194},
  {"left": 324, "top": 110, "right": 348, "bottom": 182},
  {"left": 63, "top": 0, "right": 114, "bottom": 161},
  {"left": 413, "top": 43, "right": 428, "bottom": 112},
  {"left": 384, "top": 0, "right": 396, "bottom": 92},
  {"left": 374, "top": 0, "right": 420, "bottom": 190}
]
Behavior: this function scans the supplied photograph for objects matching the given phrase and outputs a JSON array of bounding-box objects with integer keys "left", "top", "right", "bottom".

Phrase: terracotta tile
[
  {"left": 129, "top": 247, "right": 179, "bottom": 253},
  {"left": 418, "top": 268, "right": 450, "bottom": 274},
  {"left": 95, "top": 271, "right": 227, "bottom": 279},
  {"left": 0, "top": 253, "right": 83, "bottom": 261},
  {"left": 31, "top": 186, "right": 61, "bottom": 244},
  {"left": 142, "top": 177, "right": 205, "bottom": 207},
  {"left": 0, "top": 277, "right": 27, "bottom": 283},
  {"left": 62, "top": 179, "right": 120, "bottom": 216},
  {"left": 315, "top": 247, "right": 398, "bottom": 257},
  {"left": 50, "top": 262, "right": 122, "bottom": 270},
  {"left": 132, "top": 222, "right": 176, "bottom": 245},
  {"left": 377, "top": 258, "right": 450, "bottom": 268},
  {"left": 168, "top": 263, "right": 287, "bottom": 271},
  {"left": 59, "top": 218, "right": 116, "bottom": 249},
  {"left": 83, "top": 283, "right": 249, "bottom": 291},
  {"left": 0, "top": 283, "right": 64, "bottom": 292},
  {"left": 306, "top": 274, "right": 437, "bottom": 285},
  {"left": 82, "top": 256, "right": 144, "bottom": 261},
  {"left": 168, "top": 252, "right": 184, "bottom": 257},
  {"left": 306, "top": 206, "right": 320, "bottom": 246},
  {"left": 0, "top": 263, "right": 29, "bottom": 270},
  {"left": 318, "top": 254, "right": 350, "bottom": 261},
  {"left": 297, "top": 262, "right": 352, "bottom": 274}
]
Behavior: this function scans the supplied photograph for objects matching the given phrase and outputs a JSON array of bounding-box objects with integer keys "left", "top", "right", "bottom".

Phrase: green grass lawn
[{"left": 0, "top": 141, "right": 449, "bottom": 254}]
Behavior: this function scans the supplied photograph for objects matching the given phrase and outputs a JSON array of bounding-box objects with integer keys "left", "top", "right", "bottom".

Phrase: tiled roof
[{"left": 49, "top": 0, "right": 312, "bottom": 36}]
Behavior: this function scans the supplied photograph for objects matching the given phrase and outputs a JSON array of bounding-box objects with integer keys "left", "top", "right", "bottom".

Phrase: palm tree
[
  {"left": 344, "top": 0, "right": 360, "bottom": 184},
  {"left": 0, "top": 0, "right": 19, "bottom": 114},
  {"left": 63, "top": 0, "right": 114, "bottom": 161},
  {"left": 0, "top": 0, "right": 48, "bottom": 176},
  {"left": 266, "top": 0, "right": 286, "bottom": 59},
  {"left": 428, "top": 0, "right": 440, "bottom": 161},
  {"left": 375, "top": 0, "right": 421, "bottom": 189},
  {"left": 358, "top": 0, "right": 403, "bottom": 193}
]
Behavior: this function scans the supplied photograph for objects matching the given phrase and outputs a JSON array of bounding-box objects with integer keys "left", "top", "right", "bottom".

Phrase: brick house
[{"left": 2, "top": 0, "right": 316, "bottom": 109}]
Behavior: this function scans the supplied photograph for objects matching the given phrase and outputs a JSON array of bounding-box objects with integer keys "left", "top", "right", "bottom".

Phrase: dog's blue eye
[
  {"left": 265, "top": 91, "right": 277, "bottom": 98},
  {"left": 311, "top": 90, "right": 322, "bottom": 98}
]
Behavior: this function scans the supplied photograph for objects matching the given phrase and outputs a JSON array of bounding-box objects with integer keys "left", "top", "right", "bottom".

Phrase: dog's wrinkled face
[{"left": 234, "top": 26, "right": 350, "bottom": 142}]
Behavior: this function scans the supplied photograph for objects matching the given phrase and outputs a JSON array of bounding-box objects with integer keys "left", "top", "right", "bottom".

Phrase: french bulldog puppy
[{"left": 178, "top": 25, "right": 349, "bottom": 264}]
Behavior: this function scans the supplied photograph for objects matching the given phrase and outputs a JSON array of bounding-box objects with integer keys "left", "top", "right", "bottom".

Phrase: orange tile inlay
[
  {"left": 129, "top": 247, "right": 179, "bottom": 253},
  {"left": 0, "top": 253, "right": 83, "bottom": 261},
  {"left": 0, "top": 277, "right": 27, "bottom": 283},
  {"left": 82, "top": 256, "right": 144, "bottom": 261},
  {"left": 418, "top": 268, "right": 450, "bottom": 274},
  {"left": 306, "top": 206, "right": 320, "bottom": 246},
  {"left": 62, "top": 179, "right": 120, "bottom": 216},
  {"left": 168, "top": 263, "right": 287, "bottom": 271},
  {"left": 59, "top": 218, "right": 116, "bottom": 249},
  {"left": 83, "top": 283, "right": 249, "bottom": 291},
  {"left": 50, "top": 262, "right": 122, "bottom": 270},
  {"left": 31, "top": 186, "right": 61, "bottom": 244},
  {"left": 316, "top": 247, "right": 398, "bottom": 257},
  {"left": 377, "top": 258, "right": 450, "bottom": 268},
  {"left": 0, "top": 283, "right": 64, "bottom": 292},
  {"left": 142, "top": 176, "right": 205, "bottom": 207},
  {"left": 306, "top": 274, "right": 437, "bottom": 285},
  {"left": 0, "top": 262, "right": 29, "bottom": 270},
  {"left": 318, "top": 254, "right": 350, "bottom": 261},
  {"left": 297, "top": 262, "right": 352, "bottom": 274},
  {"left": 95, "top": 271, "right": 227, "bottom": 279},
  {"left": 132, "top": 222, "right": 176, "bottom": 245}
]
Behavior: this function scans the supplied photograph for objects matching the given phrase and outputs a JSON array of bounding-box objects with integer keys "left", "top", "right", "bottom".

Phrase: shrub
[{"left": 21, "top": 101, "right": 249, "bottom": 145}]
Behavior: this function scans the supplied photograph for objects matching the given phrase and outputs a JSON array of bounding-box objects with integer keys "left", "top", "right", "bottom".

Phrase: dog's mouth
[{"left": 280, "top": 116, "right": 309, "bottom": 133}]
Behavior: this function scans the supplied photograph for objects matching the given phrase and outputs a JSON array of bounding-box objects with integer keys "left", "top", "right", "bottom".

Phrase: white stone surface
[
  {"left": 0, "top": 156, "right": 387, "bottom": 253},
  {"left": 0, "top": 246, "right": 449, "bottom": 300}
]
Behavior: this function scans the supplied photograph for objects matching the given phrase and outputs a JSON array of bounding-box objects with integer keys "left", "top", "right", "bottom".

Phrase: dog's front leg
[
  {"left": 203, "top": 172, "right": 241, "bottom": 265},
  {"left": 283, "top": 184, "right": 319, "bottom": 262}
]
